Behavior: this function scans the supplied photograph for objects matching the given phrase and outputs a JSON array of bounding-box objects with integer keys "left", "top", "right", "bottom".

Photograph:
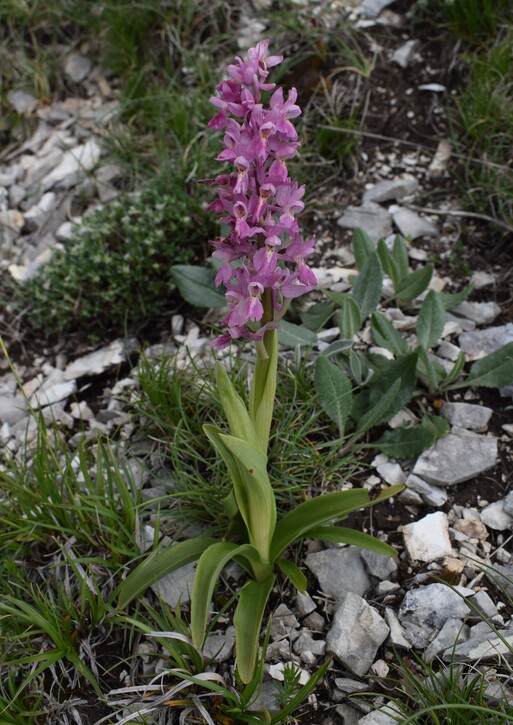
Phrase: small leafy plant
[
  {"left": 118, "top": 41, "right": 401, "bottom": 694},
  {"left": 20, "top": 174, "right": 214, "bottom": 336},
  {"left": 305, "top": 229, "right": 513, "bottom": 458}
]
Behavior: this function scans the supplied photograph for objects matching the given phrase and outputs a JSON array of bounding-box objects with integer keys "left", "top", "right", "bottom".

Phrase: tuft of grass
[
  {"left": 133, "top": 348, "right": 361, "bottom": 529},
  {"left": 448, "top": 26, "right": 513, "bottom": 229}
]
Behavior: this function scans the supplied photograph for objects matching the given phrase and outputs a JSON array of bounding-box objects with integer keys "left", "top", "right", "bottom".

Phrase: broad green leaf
[
  {"left": 352, "top": 228, "right": 375, "bottom": 270},
  {"left": 250, "top": 330, "right": 278, "bottom": 452},
  {"left": 371, "top": 312, "right": 408, "bottom": 355},
  {"left": 116, "top": 537, "right": 217, "bottom": 609},
  {"left": 320, "top": 338, "right": 354, "bottom": 357},
  {"left": 270, "top": 658, "right": 332, "bottom": 724},
  {"left": 215, "top": 363, "right": 258, "bottom": 447},
  {"left": 219, "top": 433, "right": 276, "bottom": 562},
  {"left": 275, "top": 558, "right": 307, "bottom": 592},
  {"left": 191, "top": 541, "right": 241, "bottom": 647},
  {"left": 417, "top": 344, "right": 442, "bottom": 393},
  {"left": 204, "top": 423, "right": 249, "bottom": 523},
  {"left": 422, "top": 413, "right": 450, "bottom": 440},
  {"left": 392, "top": 235, "right": 409, "bottom": 282},
  {"left": 442, "top": 350, "right": 466, "bottom": 388},
  {"left": 300, "top": 301, "right": 335, "bottom": 331},
  {"left": 170, "top": 265, "right": 226, "bottom": 308},
  {"left": 353, "top": 353, "right": 417, "bottom": 426},
  {"left": 416, "top": 290, "right": 446, "bottom": 349},
  {"left": 394, "top": 263, "right": 433, "bottom": 301},
  {"left": 270, "top": 484, "right": 403, "bottom": 561},
  {"left": 234, "top": 575, "right": 275, "bottom": 683},
  {"left": 377, "top": 238, "right": 400, "bottom": 287},
  {"left": 314, "top": 356, "right": 353, "bottom": 436},
  {"left": 278, "top": 321, "right": 317, "bottom": 348},
  {"left": 373, "top": 414, "right": 449, "bottom": 459},
  {"left": 439, "top": 282, "right": 474, "bottom": 311},
  {"left": 348, "top": 349, "right": 371, "bottom": 385},
  {"left": 324, "top": 289, "right": 349, "bottom": 308},
  {"left": 335, "top": 296, "right": 362, "bottom": 338},
  {"left": 372, "top": 425, "right": 436, "bottom": 459},
  {"left": 352, "top": 378, "right": 402, "bottom": 437},
  {"left": 304, "top": 526, "right": 399, "bottom": 557},
  {"left": 351, "top": 251, "right": 383, "bottom": 319},
  {"left": 455, "top": 342, "right": 513, "bottom": 389}
]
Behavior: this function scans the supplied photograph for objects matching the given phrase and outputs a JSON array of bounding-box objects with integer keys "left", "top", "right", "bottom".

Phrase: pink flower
[{"left": 206, "top": 41, "right": 317, "bottom": 348}]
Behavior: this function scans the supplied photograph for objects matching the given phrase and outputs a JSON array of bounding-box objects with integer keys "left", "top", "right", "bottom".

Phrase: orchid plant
[{"left": 118, "top": 41, "right": 402, "bottom": 688}]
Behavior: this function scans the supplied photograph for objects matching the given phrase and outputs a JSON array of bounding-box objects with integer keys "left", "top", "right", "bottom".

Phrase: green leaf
[
  {"left": 456, "top": 342, "right": 513, "bottom": 389},
  {"left": 215, "top": 363, "right": 258, "bottom": 447},
  {"left": 377, "top": 238, "right": 400, "bottom": 287},
  {"left": 275, "top": 558, "right": 307, "bottom": 592},
  {"left": 320, "top": 338, "right": 354, "bottom": 357},
  {"left": 352, "top": 228, "right": 375, "bottom": 270},
  {"left": 335, "top": 296, "right": 362, "bottom": 338},
  {"left": 394, "top": 263, "right": 433, "bottom": 301},
  {"left": 191, "top": 541, "right": 242, "bottom": 648},
  {"left": 300, "top": 301, "right": 335, "bottom": 331},
  {"left": 169, "top": 265, "right": 226, "bottom": 308},
  {"left": 351, "top": 251, "right": 383, "bottom": 319},
  {"left": 371, "top": 312, "right": 408, "bottom": 355},
  {"left": 417, "top": 344, "right": 442, "bottom": 393},
  {"left": 416, "top": 290, "right": 446, "bottom": 349},
  {"left": 270, "top": 485, "right": 403, "bottom": 560},
  {"left": 116, "top": 537, "right": 217, "bottom": 609},
  {"left": 391, "top": 235, "right": 409, "bottom": 282},
  {"left": 278, "top": 321, "right": 317, "bottom": 348},
  {"left": 372, "top": 425, "right": 436, "bottom": 459},
  {"left": 270, "top": 658, "right": 332, "bottom": 724},
  {"left": 422, "top": 413, "right": 450, "bottom": 440},
  {"left": 304, "top": 526, "right": 399, "bottom": 557},
  {"left": 204, "top": 423, "right": 249, "bottom": 523},
  {"left": 219, "top": 434, "right": 276, "bottom": 563},
  {"left": 349, "top": 349, "right": 372, "bottom": 385},
  {"left": 373, "top": 414, "right": 449, "bottom": 458},
  {"left": 314, "top": 356, "right": 353, "bottom": 436},
  {"left": 234, "top": 575, "right": 275, "bottom": 683},
  {"left": 352, "top": 378, "right": 402, "bottom": 437},
  {"left": 442, "top": 350, "right": 466, "bottom": 388},
  {"left": 353, "top": 352, "right": 418, "bottom": 426},
  {"left": 249, "top": 330, "right": 278, "bottom": 452},
  {"left": 439, "top": 283, "right": 474, "bottom": 311}
]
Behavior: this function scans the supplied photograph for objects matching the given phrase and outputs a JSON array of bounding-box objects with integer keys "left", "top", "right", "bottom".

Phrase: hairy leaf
[
  {"left": 417, "top": 290, "right": 446, "bottom": 349},
  {"left": 314, "top": 356, "right": 353, "bottom": 436},
  {"left": 371, "top": 312, "right": 408, "bottom": 355},
  {"left": 394, "top": 264, "right": 433, "bottom": 301},
  {"left": 278, "top": 321, "right": 317, "bottom": 348},
  {"left": 351, "top": 251, "right": 383, "bottom": 319},
  {"left": 352, "top": 228, "right": 375, "bottom": 270},
  {"left": 170, "top": 265, "right": 226, "bottom": 308}
]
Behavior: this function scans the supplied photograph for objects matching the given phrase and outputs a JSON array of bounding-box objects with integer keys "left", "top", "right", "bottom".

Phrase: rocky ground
[{"left": 1, "top": 0, "right": 513, "bottom": 723}]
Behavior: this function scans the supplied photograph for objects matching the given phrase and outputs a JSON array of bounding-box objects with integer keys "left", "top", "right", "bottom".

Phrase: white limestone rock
[
  {"left": 390, "top": 206, "right": 438, "bottom": 239},
  {"left": 326, "top": 591, "right": 389, "bottom": 676},
  {"left": 440, "top": 402, "right": 492, "bottom": 431},
  {"left": 400, "top": 511, "right": 453, "bottom": 563},
  {"left": 305, "top": 547, "right": 370, "bottom": 600},
  {"left": 412, "top": 429, "right": 498, "bottom": 486},
  {"left": 64, "top": 53, "right": 93, "bottom": 83},
  {"left": 444, "top": 628, "right": 513, "bottom": 663},
  {"left": 63, "top": 339, "right": 127, "bottom": 380},
  {"left": 363, "top": 174, "right": 418, "bottom": 203},
  {"left": 452, "top": 301, "right": 501, "bottom": 326},
  {"left": 480, "top": 500, "right": 513, "bottom": 531},
  {"left": 337, "top": 201, "right": 393, "bottom": 242},
  {"left": 458, "top": 324, "right": 513, "bottom": 358}
]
